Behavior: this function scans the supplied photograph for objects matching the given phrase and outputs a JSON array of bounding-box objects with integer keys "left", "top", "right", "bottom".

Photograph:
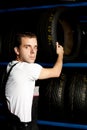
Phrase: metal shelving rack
[{"left": 0, "top": 1, "right": 87, "bottom": 129}]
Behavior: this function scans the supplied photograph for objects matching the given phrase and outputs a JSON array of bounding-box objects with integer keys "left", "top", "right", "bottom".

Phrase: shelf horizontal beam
[
  {"left": 37, "top": 120, "right": 87, "bottom": 129},
  {"left": 0, "top": 62, "right": 87, "bottom": 68},
  {"left": 0, "top": 2, "right": 87, "bottom": 13}
]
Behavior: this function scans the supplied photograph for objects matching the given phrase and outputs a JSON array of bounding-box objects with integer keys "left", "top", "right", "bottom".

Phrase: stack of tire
[
  {"left": 0, "top": 6, "right": 87, "bottom": 124},
  {"left": 37, "top": 7, "right": 87, "bottom": 123},
  {"left": 38, "top": 71, "right": 87, "bottom": 124}
]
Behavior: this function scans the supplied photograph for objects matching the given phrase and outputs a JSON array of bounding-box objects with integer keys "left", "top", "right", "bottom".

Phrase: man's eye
[
  {"left": 35, "top": 47, "right": 37, "bottom": 50},
  {"left": 25, "top": 46, "right": 30, "bottom": 49}
]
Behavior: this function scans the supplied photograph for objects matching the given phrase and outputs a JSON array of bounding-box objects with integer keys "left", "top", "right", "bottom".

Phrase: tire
[
  {"left": 1, "top": 31, "right": 15, "bottom": 61},
  {"left": 67, "top": 72, "right": 87, "bottom": 123},
  {"left": 37, "top": 7, "right": 81, "bottom": 63},
  {"left": 38, "top": 73, "right": 67, "bottom": 121}
]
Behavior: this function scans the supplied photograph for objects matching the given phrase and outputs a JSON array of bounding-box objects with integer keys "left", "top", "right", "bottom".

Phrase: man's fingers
[{"left": 56, "top": 42, "right": 61, "bottom": 48}]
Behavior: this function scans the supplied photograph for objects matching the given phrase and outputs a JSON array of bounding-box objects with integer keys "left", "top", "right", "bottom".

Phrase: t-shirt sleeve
[
  {"left": 31, "top": 63, "right": 42, "bottom": 80},
  {"left": 21, "top": 62, "right": 42, "bottom": 80}
]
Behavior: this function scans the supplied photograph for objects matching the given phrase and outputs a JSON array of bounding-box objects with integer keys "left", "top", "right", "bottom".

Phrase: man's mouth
[{"left": 30, "top": 57, "right": 35, "bottom": 60}]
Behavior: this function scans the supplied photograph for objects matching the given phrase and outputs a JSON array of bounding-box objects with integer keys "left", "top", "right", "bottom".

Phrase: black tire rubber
[
  {"left": 38, "top": 73, "right": 67, "bottom": 121},
  {"left": 67, "top": 72, "right": 87, "bottom": 123},
  {"left": 37, "top": 7, "right": 81, "bottom": 63}
]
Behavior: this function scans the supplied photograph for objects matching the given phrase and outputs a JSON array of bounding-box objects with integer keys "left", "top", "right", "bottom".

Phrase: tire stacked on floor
[
  {"left": 38, "top": 73, "right": 69, "bottom": 122},
  {"left": 38, "top": 71, "right": 87, "bottom": 124},
  {"left": 67, "top": 72, "right": 87, "bottom": 123}
]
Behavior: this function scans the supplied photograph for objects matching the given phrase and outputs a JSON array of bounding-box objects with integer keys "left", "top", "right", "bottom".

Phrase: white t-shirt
[{"left": 5, "top": 61, "right": 42, "bottom": 122}]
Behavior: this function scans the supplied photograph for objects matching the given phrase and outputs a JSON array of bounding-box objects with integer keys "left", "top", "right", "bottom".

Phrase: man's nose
[{"left": 31, "top": 48, "right": 35, "bottom": 53}]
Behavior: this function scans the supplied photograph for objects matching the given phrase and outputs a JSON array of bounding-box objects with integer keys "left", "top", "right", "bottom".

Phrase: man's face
[{"left": 14, "top": 37, "right": 38, "bottom": 63}]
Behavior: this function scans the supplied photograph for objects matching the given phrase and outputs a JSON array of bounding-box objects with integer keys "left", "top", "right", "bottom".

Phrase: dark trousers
[
  {"left": 1, "top": 112, "right": 39, "bottom": 130},
  {"left": 7, "top": 120, "right": 39, "bottom": 130}
]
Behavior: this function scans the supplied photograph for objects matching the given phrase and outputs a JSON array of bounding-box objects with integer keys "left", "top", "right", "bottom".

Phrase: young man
[{"left": 5, "top": 32, "right": 64, "bottom": 130}]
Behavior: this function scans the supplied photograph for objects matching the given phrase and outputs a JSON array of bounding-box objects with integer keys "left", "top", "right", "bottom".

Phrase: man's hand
[{"left": 56, "top": 42, "right": 64, "bottom": 56}]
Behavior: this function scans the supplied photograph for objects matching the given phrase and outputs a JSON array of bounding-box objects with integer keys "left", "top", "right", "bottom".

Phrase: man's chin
[{"left": 27, "top": 60, "right": 35, "bottom": 63}]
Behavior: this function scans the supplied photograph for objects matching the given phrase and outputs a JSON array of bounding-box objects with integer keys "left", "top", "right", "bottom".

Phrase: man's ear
[{"left": 14, "top": 47, "right": 19, "bottom": 55}]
